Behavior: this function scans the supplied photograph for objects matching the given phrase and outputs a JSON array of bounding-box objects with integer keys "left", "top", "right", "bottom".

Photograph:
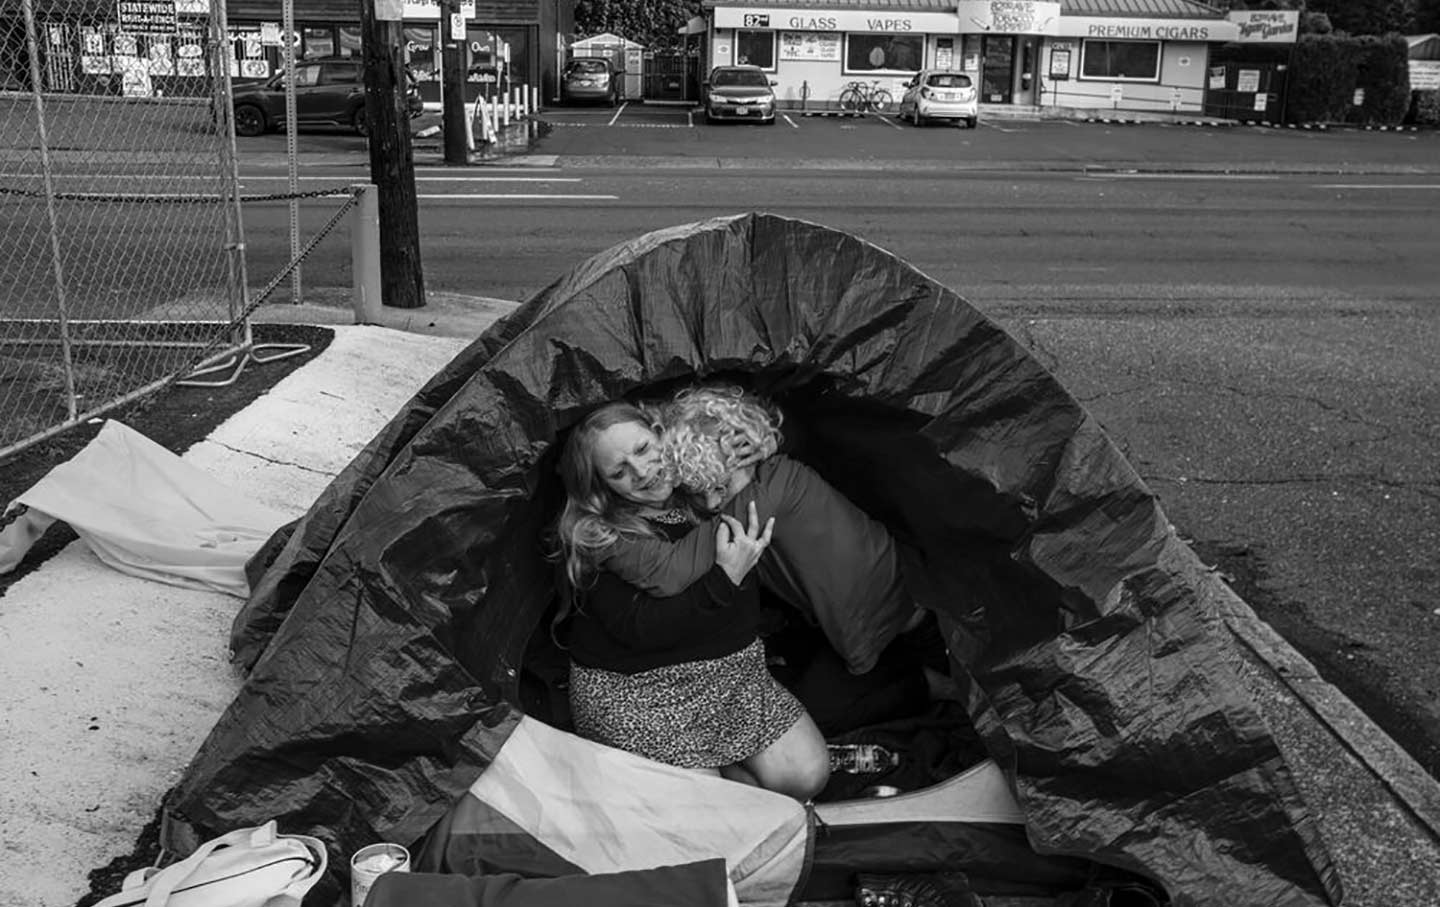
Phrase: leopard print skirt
[{"left": 569, "top": 638, "right": 805, "bottom": 769}]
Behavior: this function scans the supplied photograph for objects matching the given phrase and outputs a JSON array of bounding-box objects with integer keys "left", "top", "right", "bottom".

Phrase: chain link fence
[{"left": 0, "top": 0, "right": 249, "bottom": 459}]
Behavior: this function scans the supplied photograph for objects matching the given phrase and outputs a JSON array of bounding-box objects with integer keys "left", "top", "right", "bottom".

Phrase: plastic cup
[{"left": 349, "top": 842, "right": 410, "bottom": 906}]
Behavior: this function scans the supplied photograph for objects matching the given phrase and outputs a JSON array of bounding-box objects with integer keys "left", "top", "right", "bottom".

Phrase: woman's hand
[
  {"left": 722, "top": 428, "right": 776, "bottom": 470},
  {"left": 715, "top": 501, "right": 774, "bottom": 585}
]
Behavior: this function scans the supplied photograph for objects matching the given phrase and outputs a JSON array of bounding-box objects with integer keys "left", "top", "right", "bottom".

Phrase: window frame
[
  {"left": 1078, "top": 39, "right": 1161, "bottom": 82},
  {"left": 842, "top": 33, "right": 926, "bottom": 76},
  {"left": 734, "top": 29, "right": 777, "bottom": 71}
]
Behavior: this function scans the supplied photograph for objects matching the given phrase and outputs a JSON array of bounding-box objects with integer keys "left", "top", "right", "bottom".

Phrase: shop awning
[
  {"left": 701, "top": 0, "right": 962, "bottom": 11},
  {"left": 1061, "top": 0, "right": 1225, "bottom": 19}
]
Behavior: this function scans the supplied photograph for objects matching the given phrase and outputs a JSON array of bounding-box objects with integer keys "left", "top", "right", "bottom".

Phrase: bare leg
[
  {"left": 719, "top": 763, "right": 761, "bottom": 786},
  {"left": 742, "top": 711, "right": 831, "bottom": 802}
]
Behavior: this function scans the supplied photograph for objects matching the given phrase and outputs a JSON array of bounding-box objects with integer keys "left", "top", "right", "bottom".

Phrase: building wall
[{"left": 1041, "top": 38, "right": 1208, "bottom": 113}]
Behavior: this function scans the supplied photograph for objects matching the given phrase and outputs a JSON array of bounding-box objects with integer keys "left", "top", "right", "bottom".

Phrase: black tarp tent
[{"left": 161, "top": 213, "right": 1342, "bottom": 906}]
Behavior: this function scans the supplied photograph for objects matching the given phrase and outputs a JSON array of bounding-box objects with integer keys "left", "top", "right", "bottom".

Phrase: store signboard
[
  {"left": 402, "top": 0, "right": 476, "bottom": 19},
  {"left": 779, "top": 31, "right": 841, "bottom": 61},
  {"left": 1227, "top": 10, "right": 1299, "bottom": 44},
  {"left": 1057, "top": 16, "right": 1238, "bottom": 41},
  {"left": 1410, "top": 60, "right": 1440, "bottom": 91},
  {"left": 715, "top": 7, "right": 958, "bottom": 32},
  {"left": 957, "top": 1, "right": 1061, "bottom": 36}
]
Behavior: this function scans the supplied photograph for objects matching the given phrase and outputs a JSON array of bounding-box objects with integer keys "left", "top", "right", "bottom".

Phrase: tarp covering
[
  {"left": 162, "top": 213, "right": 1341, "bottom": 906},
  {"left": 0, "top": 420, "right": 287, "bottom": 596}
]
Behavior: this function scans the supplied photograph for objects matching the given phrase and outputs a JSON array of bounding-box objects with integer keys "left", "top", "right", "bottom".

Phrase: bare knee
[{"left": 746, "top": 713, "right": 831, "bottom": 802}]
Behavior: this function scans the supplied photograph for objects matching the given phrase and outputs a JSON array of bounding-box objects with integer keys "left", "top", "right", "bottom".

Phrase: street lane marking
[
  {"left": 688, "top": 109, "right": 694, "bottom": 127},
  {"left": 240, "top": 175, "right": 584, "bottom": 182},
  {"left": 416, "top": 193, "right": 618, "bottom": 200},
  {"left": 1077, "top": 173, "right": 1280, "bottom": 181},
  {"left": 1313, "top": 183, "right": 1440, "bottom": 190},
  {"left": 607, "top": 103, "right": 627, "bottom": 127},
  {"left": 782, "top": 113, "right": 799, "bottom": 128},
  {"left": 876, "top": 114, "right": 902, "bottom": 130}
]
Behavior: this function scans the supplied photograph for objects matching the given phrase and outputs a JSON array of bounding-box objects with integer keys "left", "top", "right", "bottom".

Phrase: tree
[
  {"left": 1304, "top": 0, "right": 1413, "bottom": 35},
  {"left": 1416, "top": 0, "right": 1440, "bottom": 33},
  {"left": 574, "top": 0, "right": 701, "bottom": 46}
]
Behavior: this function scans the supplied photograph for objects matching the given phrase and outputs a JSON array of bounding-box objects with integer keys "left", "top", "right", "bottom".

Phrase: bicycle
[{"left": 838, "top": 79, "right": 894, "bottom": 114}]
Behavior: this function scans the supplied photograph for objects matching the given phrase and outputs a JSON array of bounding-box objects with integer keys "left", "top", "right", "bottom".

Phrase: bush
[
  {"left": 1414, "top": 90, "right": 1440, "bottom": 126},
  {"left": 1351, "top": 35, "right": 1411, "bottom": 124},
  {"left": 1286, "top": 32, "right": 1410, "bottom": 125}
]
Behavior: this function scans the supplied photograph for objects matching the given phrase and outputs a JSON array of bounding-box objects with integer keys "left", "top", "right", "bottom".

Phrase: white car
[{"left": 898, "top": 70, "right": 979, "bottom": 128}]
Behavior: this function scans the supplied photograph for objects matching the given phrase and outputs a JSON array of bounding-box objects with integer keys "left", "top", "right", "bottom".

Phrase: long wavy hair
[{"left": 552, "top": 401, "right": 677, "bottom": 595}]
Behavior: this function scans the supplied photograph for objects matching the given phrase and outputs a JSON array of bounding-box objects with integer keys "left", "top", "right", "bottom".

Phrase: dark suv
[{"left": 231, "top": 58, "right": 423, "bottom": 137}]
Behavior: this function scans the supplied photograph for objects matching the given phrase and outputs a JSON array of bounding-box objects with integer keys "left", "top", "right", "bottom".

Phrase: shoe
[{"left": 854, "top": 872, "right": 985, "bottom": 907}]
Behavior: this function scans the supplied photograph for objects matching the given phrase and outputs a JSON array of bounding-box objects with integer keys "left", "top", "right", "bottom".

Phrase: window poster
[
  {"left": 1208, "top": 65, "right": 1225, "bottom": 89},
  {"left": 1236, "top": 69, "right": 1260, "bottom": 92},
  {"left": 935, "top": 37, "right": 954, "bottom": 70},
  {"left": 779, "top": 31, "right": 841, "bottom": 62}
]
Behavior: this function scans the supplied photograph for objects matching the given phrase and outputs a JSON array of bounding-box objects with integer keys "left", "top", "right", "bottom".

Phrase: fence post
[
  {"left": 350, "top": 184, "right": 383, "bottom": 324},
  {"left": 20, "top": 0, "right": 77, "bottom": 421}
]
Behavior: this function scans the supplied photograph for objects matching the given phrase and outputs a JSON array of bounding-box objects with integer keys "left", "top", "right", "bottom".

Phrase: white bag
[{"left": 94, "top": 820, "right": 327, "bottom": 907}]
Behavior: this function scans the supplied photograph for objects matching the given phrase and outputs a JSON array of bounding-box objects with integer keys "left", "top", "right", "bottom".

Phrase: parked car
[
  {"left": 702, "top": 65, "right": 778, "bottom": 124},
  {"left": 560, "top": 58, "right": 620, "bottom": 106},
  {"left": 897, "top": 70, "right": 979, "bottom": 128},
  {"left": 231, "top": 58, "right": 423, "bottom": 138}
]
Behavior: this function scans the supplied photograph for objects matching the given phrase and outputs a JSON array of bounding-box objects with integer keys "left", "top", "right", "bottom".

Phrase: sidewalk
[{"left": 2, "top": 289, "right": 1438, "bottom": 907}]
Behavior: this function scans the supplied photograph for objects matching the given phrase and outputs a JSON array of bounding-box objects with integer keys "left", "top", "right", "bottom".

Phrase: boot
[{"left": 854, "top": 872, "right": 986, "bottom": 907}]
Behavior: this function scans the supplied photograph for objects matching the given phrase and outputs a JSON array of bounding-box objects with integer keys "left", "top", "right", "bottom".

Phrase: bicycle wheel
[
  {"left": 869, "top": 89, "right": 893, "bottom": 114},
  {"left": 839, "top": 88, "right": 864, "bottom": 113}
]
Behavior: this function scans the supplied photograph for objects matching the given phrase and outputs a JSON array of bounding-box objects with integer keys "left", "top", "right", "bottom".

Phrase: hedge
[
  {"left": 1414, "top": 90, "right": 1440, "bottom": 126},
  {"left": 1287, "top": 33, "right": 1410, "bottom": 125}
]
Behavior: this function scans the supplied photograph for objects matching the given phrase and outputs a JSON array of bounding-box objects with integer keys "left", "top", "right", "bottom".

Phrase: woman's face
[{"left": 590, "top": 420, "right": 675, "bottom": 507}]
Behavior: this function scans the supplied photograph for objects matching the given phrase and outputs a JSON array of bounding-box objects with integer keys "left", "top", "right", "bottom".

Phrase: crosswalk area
[{"left": 235, "top": 168, "right": 618, "bottom": 202}]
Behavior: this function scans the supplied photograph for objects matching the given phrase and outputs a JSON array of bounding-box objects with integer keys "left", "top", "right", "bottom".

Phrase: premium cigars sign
[{"left": 1056, "top": 16, "right": 1239, "bottom": 41}]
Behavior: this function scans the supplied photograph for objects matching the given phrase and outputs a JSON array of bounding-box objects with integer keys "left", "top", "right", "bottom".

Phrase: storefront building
[
  {"left": 226, "top": 0, "right": 574, "bottom": 105},
  {"left": 702, "top": 0, "right": 1296, "bottom": 115},
  {"left": 0, "top": 0, "right": 572, "bottom": 102}
]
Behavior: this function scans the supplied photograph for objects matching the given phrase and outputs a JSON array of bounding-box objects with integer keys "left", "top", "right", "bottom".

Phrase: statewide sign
[
  {"left": 116, "top": 0, "right": 177, "bottom": 35},
  {"left": 715, "top": 7, "right": 959, "bottom": 32},
  {"left": 1056, "top": 16, "right": 1238, "bottom": 42},
  {"left": 956, "top": 0, "right": 1061, "bottom": 36},
  {"left": 1227, "top": 10, "right": 1299, "bottom": 44}
]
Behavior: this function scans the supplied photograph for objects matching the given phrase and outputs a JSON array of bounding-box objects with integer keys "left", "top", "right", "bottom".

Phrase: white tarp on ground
[
  {"left": 0, "top": 420, "right": 289, "bottom": 597},
  {"left": 466, "top": 716, "right": 810, "bottom": 907}
]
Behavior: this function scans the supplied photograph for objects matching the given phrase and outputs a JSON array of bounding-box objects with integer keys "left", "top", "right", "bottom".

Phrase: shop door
[
  {"left": 981, "top": 35, "right": 1013, "bottom": 104},
  {"left": 1013, "top": 36, "right": 1037, "bottom": 105}
]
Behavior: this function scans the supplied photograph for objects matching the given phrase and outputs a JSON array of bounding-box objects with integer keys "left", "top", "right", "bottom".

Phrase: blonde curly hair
[{"left": 658, "top": 385, "right": 782, "bottom": 496}]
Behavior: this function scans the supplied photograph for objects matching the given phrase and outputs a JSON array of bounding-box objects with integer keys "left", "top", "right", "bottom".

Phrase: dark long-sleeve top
[{"left": 564, "top": 519, "right": 760, "bottom": 675}]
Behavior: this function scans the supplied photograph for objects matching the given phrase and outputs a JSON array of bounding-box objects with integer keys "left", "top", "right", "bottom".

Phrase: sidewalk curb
[{"left": 1218, "top": 581, "right": 1440, "bottom": 845}]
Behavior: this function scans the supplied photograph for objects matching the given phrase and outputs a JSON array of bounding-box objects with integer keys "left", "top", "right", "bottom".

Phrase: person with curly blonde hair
[{"left": 602, "top": 384, "right": 924, "bottom": 679}]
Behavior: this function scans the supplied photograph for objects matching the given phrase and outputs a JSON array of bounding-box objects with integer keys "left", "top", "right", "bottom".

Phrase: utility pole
[
  {"left": 359, "top": 0, "right": 425, "bottom": 309},
  {"left": 442, "top": 0, "right": 469, "bottom": 164}
]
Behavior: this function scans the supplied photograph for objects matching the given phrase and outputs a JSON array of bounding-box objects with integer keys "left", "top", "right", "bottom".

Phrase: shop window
[
  {"left": 338, "top": 27, "right": 362, "bottom": 58},
  {"left": 404, "top": 25, "right": 438, "bottom": 83},
  {"left": 1079, "top": 40, "right": 1159, "bottom": 81},
  {"left": 735, "top": 30, "right": 775, "bottom": 69},
  {"left": 845, "top": 33, "right": 923, "bottom": 73},
  {"left": 302, "top": 27, "right": 335, "bottom": 59}
]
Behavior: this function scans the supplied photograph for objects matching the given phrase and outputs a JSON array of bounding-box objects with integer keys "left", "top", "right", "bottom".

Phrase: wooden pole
[
  {"left": 442, "top": 0, "right": 469, "bottom": 164},
  {"left": 359, "top": 0, "right": 425, "bottom": 309}
]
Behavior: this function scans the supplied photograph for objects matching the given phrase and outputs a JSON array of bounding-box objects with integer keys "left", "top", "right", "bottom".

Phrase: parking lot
[{"left": 531, "top": 99, "right": 1017, "bottom": 160}]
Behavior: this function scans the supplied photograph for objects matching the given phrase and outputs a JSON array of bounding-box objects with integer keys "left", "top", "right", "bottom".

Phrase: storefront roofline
[
  {"left": 701, "top": 0, "right": 959, "bottom": 11},
  {"left": 703, "top": 0, "right": 1226, "bottom": 17}
]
